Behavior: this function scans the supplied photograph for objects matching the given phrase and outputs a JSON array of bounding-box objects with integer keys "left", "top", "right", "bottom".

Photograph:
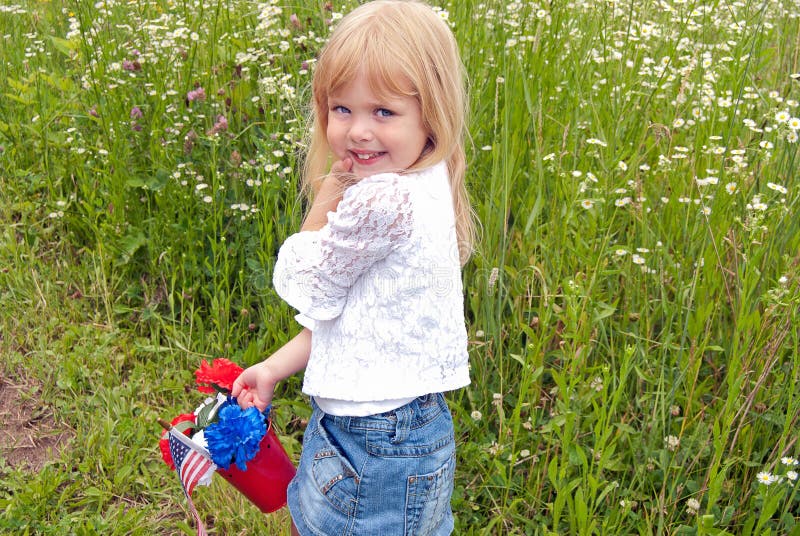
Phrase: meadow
[{"left": 1, "top": 0, "right": 799, "bottom": 534}]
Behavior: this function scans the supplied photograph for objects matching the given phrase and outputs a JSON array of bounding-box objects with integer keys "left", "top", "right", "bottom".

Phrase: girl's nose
[{"left": 349, "top": 118, "right": 373, "bottom": 142}]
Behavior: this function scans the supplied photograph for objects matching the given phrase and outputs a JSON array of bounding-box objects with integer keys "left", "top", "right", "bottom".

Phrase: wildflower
[
  {"left": 615, "top": 249, "right": 627, "bottom": 256},
  {"left": 664, "top": 435, "right": 680, "bottom": 451},
  {"left": 130, "top": 106, "right": 143, "bottom": 119},
  {"left": 789, "top": 117, "right": 800, "bottom": 130},
  {"left": 781, "top": 456, "right": 799, "bottom": 466},
  {"left": 618, "top": 161, "right": 628, "bottom": 171},
  {"left": 581, "top": 199, "right": 594, "bottom": 209},
  {"left": 122, "top": 59, "right": 141, "bottom": 72},
  {"left": 788, "top": 471, "right": 798, "bottom": 482},
  {"left": 187, "top": 87, "right": 207, "bottom": 102},
  {"left": 788, "top": 131, "right": 799, "bottom": 143},
  {"left": 767, "top": 182, "right": 788, "bottom": 194},
  {"left": 615, "top": 197, "right": 631, "bottom": 207},
  {"left": 488, "top": 267, "right": 499, "bottom": 289},
  {"left": 756, "top": 471, "right": 777, "bottom": 485},
  {"left": 471, "top": 410, "right": 482, "bottom": 421},
  {"left": 481, "top": 145, "right": 492, "bottom": 151},
  {"left": 289, "top": 13, "right": 302, "bottom": 29},
  {"left": 701, "top": 206, "right": 711, "bottom": 215},
  {"left": 586, "top": 138, "right": 607, "bottom": 147},
  {"left": 207, "top": 115, "right": 229, "bottom": 136},
  {"left": 686, "top": 498, "right": 701, "bottom": 514},
  {"left": 632, "top": 254, "right": 645, "bottom": 265},
  {"left": 725, "top": 182, "right": 737, "bottom": 194},
  {"left": 696, "top": 176, "right": 718, "bottom": 187}
]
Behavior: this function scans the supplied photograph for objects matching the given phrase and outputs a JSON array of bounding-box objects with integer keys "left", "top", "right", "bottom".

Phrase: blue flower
[{"left": 205, "top": 401, "right": 268, "bottom": 470}]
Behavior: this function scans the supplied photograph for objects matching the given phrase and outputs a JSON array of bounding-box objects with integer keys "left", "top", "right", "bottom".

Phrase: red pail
[{"left": 216, "top": 423, "right": 296, "bottom": 513}]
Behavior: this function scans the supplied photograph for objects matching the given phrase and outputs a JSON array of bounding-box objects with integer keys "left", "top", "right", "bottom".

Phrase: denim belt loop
[{"left": 392, "top": 403, "right": 412, "bottom": 444}]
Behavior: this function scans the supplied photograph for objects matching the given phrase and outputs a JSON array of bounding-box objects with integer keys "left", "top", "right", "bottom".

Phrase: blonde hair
[{"left": 303, "top": 0, "right": 475, "bottom": 264}]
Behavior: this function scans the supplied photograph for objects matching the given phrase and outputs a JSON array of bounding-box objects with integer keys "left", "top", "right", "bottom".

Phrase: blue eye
[
  {"left": 332, "top": 105, "right": 350, "bottom": 114},
  {"left": 376, "top": 108, "right": 393, "bottom": 117}
]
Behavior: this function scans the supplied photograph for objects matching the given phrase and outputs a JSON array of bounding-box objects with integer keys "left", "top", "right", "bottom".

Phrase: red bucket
[{"left": 216, "top": 423, "right": 296, "bottom": 513}]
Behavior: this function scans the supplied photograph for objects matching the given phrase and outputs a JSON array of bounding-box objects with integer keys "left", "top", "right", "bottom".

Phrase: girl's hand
[
  {"left": 330, "top": 157, "right": 355, "bottom": 185},
  {"left": 230, "top": 329, "right": 312, "bottom": 413},
  {"left": 231, "top": 362, "right": 278, "bottom": 412}
]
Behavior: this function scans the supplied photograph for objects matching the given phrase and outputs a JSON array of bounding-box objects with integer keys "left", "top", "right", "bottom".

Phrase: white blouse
[{"left": 273, "top": 161, "right": 470, "bottom": 412}]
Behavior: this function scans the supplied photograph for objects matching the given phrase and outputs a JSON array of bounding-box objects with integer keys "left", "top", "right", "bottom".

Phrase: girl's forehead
[{"left": 329, "top": 67, "right": 416, "bottom": 101}]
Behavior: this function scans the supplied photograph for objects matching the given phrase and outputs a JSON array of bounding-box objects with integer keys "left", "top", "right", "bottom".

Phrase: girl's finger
[{"left": 331, "top": 157, "right": 353, "bottom": 174}]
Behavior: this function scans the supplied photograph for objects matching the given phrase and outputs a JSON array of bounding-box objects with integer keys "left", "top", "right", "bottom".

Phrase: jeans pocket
[
  {"left": 404, "top": 455, "right": 455, "bottom": 536},
  {"left": 310, "top": 419, "right": 359, "bottom": 517}
]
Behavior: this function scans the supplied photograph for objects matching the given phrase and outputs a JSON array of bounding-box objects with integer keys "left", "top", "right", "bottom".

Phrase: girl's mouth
[{"left": 350, "top": 150, "right": 386, "bottom": 163}]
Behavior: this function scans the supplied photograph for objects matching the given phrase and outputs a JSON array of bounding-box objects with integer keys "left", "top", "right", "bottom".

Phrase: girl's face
[{"left": 326, "top": 71, "right": 429, "bottom": 179}]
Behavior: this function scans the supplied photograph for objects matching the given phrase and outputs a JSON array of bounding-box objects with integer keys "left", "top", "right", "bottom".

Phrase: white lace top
[{"left": 273, "top": 161, "right": 470, "bottom": 409}]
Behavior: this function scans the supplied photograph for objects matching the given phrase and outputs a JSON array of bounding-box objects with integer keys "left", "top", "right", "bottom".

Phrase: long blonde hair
[{"left": 303, "top": 0, "right": 475, "bottom": 264}]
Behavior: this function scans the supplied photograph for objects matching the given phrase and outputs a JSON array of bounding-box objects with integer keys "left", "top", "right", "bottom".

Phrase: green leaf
[
  {"left": 112, "top": 229, "right": 146, "bottom": 265},
  {"left": 48, "top": 35, "right": 76, "bottom": 56},
  {"left": 173, "top": 421, "right": 194, "bottom": 434},
  {"left": 196, "top": 400, "right": 219, "bottom": 429}
]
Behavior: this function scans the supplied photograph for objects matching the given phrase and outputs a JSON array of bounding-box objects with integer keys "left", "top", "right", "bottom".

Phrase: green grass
[{"left": 1, "top": 0, "right": 799, "bottom": 534}]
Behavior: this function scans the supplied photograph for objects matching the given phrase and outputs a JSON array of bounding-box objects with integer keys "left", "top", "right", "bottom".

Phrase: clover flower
[{"left": 187, "top": 87, "right": 206, "bottom": 102}]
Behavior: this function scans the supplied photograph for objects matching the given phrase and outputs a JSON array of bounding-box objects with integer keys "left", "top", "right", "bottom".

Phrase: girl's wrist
[{"left": 302, "top": 179, "right": 344, "bottom": 231}]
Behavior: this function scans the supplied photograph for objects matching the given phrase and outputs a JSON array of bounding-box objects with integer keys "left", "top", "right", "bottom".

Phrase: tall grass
[{"left": 1, "top": 0, "right": 799, "bottom": 534}]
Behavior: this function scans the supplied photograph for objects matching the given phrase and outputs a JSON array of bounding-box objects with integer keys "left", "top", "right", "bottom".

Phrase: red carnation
[
  {"left": 159, "top": 413, "right": 196, "bottom": 469},
  {"left": 194, "top": 358, "right": 244, "bottom": 394}
]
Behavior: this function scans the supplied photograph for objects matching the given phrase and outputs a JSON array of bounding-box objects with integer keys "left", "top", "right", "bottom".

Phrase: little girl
[{"left": 232, "top": 1, "right": 474, "bottom": 533}]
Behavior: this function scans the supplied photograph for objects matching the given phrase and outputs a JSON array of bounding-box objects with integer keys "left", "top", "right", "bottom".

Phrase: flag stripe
[{"left": 168, "top": 428, "right": 216, "bottom": 536}]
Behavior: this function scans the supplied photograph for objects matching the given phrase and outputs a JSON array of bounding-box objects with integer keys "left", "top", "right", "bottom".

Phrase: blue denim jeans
[{"left": 287, "top": 393, "right": 456, "bottom": 535}]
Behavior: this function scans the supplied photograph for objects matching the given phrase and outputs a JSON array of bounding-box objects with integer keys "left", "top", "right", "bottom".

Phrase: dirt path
[{"left": 0, "top": 376, "right": 71, "bottom": 471}]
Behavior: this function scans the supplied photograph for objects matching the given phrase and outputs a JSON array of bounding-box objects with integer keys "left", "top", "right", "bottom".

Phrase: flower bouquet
[{"left": 159, "top": 358, "right": 295, "bottom": 528}]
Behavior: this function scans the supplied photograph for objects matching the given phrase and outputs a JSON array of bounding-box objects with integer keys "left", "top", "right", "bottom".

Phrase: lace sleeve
[{"left": 273, "top": 175, "right": 413, "bottom": 321}]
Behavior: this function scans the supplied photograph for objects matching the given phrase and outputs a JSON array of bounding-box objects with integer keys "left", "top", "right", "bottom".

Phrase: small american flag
[{"left": 168, "top": 429, "right": 216, "bottom": 536}]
